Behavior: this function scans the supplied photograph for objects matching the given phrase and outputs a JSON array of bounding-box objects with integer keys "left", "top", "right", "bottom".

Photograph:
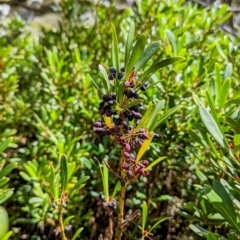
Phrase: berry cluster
[
  {"left": 122, "top": 151, "right": 150, "bottom": 177},
  {"left": 108, "top": 67, "right": 125, "bottom": 80},
  {"left": 97, "top": 195, "right": 117, "bottom": 213},
  {"left": 94, "top": 66, "right": 155, "bottom": 178}
]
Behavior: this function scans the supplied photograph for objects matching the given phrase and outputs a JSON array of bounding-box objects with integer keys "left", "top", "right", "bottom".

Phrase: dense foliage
[{"left": 1, "top": 0, "right": 240, "bottom": 239}]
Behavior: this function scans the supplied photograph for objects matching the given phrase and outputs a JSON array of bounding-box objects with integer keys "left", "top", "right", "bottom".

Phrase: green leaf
[
  {"left": 64, "top": 215, "right": 74, "bottom": 226},
  {"left": 112, "top": 181, "right": 121, "bottom": 198},
  {"left": 111, "top": 24, "right": 120, "bottom": 72},
  {"left": 189, "top": 224, "right": 208, "bottom": 237},
  {"left": 71, "top": 227, "right": 83, "bottom": 240},
  {"left": 135, "top": 41, "right": 160, "bottom": 72},
  {"left": 69, "top": 176, "right": 89, "bottom": 199},
  {"left": 135, "top": 102, "right": 155, "bottom": 132},
  {"left": 87, "top": 74, "right": 103, "bottom": 94},
  {"left": 145, "top": 156, "right": 166, "bottom": 170},
  {"left": 0, "top": 162, "right": 18, "bottom": 179},
  {"left": 141, "top": 201, "right": 148, "bottom": 230},
  {"left": 166, "top": 30, "right": 177, "bottom": 55},
  {"left": 148, "top": 100, "right": 165, "bottom": 131},
  {"left": 0, "top": 206, "right": 9, "bottom": 240},
  {"left": 0, "top": 138, "right": 12, "bottom": 155},
  {"left": 224, "top": 63, "right": 232, "bottom": 80},
  {"left": 99, "top": 163, "right": 109, "bottom": 201},
  {"left": 199, "top": 107, "right": 227, "bottom": 150},
  {"left": 226, "top": 117, "right": 240, "bottom": 133},
  {"left": 2, "top": 231, "right": 13, "bottom": 240},
  {"left": 139, "top": 57, "right": 184, "bottom": 82},
  {"left": 207, "top": 232, "right": 220, "bottom": 240},
  {"left": 29, "top": 197, "right": 43, "bottom": 204},
  {"left": 153, "top": 105, "right": 181, "bottom": 130},
  {"left": 125, "top": 21, "right": 135, "bottom": 69},
  {"left": 149, "top": 217, "right": 169, "bottom": 233},
  {"left": 19, "top": 171, "right": 31, "bottom": 181},
  {"left": 126, "top": 34, "right": 147, "bottom": 79},
  {"left": 99, "top": 64, "right": 110, "bottom": 92},
  {"left": 60, "top": 154, "right": 68, "bottom": 194},
  {"left": 0, "top": 190, "right": 13, "bottom": 204},
  {"left": 219, "top": 78, "right": 230, "bottom": 109},
  {"left": 136, "top": 131, "right": 154, "bottom": 162}
]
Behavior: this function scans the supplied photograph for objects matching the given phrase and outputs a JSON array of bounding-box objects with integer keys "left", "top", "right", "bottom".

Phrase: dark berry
[
  {"left": 127, "top": 170, "right": 133, "bottom": 178},
  {"left": 113, "top": 118, "right": 122, "bottom": 126},
  {"left": 105, "top": 109, "right": 112, "bottom": 117},
  {"left": 111, "top": 93, "right": 116, "bottom": 100},
  {"left": 99, "top": 107, "right": 105, "bottom": 115},
  {"left": 140, "top": 132, "right": 149, "bottom": 140},
  {"left": 124, "top": 81, "right": 131, "bottom": 87},
  {"left": 99, "top": 101, "right": 105, "bottom": 107},
  {"left": 133, "top": 92, "right": 139, "bottom": 99},
  {"left": 103, "top": 94, "right": 112, "bottom": 102},
  {"left": 121, "top": 67, "right": 125, "bottom": 72},
  {"left": 110, "top": 67, "right": 117, "bottom": 73},
  {"left": 108, "top": 100, "right": 115, "bottom": 106},
  {"left": 142, "top": 160, "right": 149, "bottom": 166},
  {"left": 140, "top": 84, "right": 146, "bottom": 91},
  {"left": 132, "top": 111, "right": 142, "bottom": 119},
  {"left": 126, "top": 89, "right": 136, "bottom": 98},
  {"left": 122, "top": 163, "right": 129, "bottom": 170},
  {"left": 128, "top": 115, "right": 134, "bottom": 121},
  {"left": 117, "top": 72, "right": 124, "bottom": 80},
  {"left": 93, "top": 121, "right": 102, "bottom": 127},
  {"left": 137, "top": 167, "right": 145, "bottom": 175},
  {"left": 108, "top": 73, "right": 116, "bottom": 80},
  {"left": 124, "top": 143, "right": 131, "bottom": 152}
]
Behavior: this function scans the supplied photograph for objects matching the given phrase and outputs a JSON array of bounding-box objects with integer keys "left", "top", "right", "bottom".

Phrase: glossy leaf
[
  {"left": 135, "top": 41, "right": 160, "bottom": 72},
  {"left": 136, "top": 131, "right": 154, "bottom": 162},
  {"left": 111, "top": 24, "right": 120, "bottom": 72},
  {"left": 125, "top": 21, "right": 135, "bottom": 69},
  {"left": 139, "top": 57, "right": 184, "bottom": 81},
  {"left": 199, "top": 107, "right": 227, "bottom": 150},
  {"left": 126, "top": 34, "right": 147, "bottom": 79},
  {"left": 145, "top": 157, "right": 166, "bottom": 170},
  {"left": 0, "top": 138, "right": 12, "bottom": 155},
  {"left": 141, "top": 201, "right": 148, "bottom": 231},
  {"left": 60, "top": 154, "right": 68, "bottom": 194}
]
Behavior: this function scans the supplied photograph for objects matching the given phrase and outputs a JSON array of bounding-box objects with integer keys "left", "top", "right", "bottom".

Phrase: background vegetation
[{"left": 1, "top": 0, "right": 240, "bottom": 239}]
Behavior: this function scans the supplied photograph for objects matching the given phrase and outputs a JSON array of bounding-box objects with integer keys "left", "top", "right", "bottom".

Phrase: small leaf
[
  {"left": 0, "top": 162, "right": 17, "bottom": 179},
  {"left": 139, "top": 57, "right": 184, "bottom": 82},
  {"left": 71, "top": 227, "right": 83, "bottom": 240},
  {"left": 145, "top": 157, "right": 166, "bottom": 170},
  {"left": 199, "top": 107, "right": 227, "bottom": 150},
  {"left": 99, "top": 64, "right": 110, "bottom": 92},
  {"left": 112, "top": 181, "right": 121, "bottom": 198},
  {"left": 136, "top": 131, "right": 154, "bottom": 162},
  {"left": 1, "top": 231, "right": 13, "bottom": 240},
  {"left": 207, "top": 232, "right": 220, "bottom": 240},
  {"left": 166, "top": 30, "right": 177, "bottom": 55},
  {"left": 149, "top": 217, "right": 169, "bottom": 233},
  {"left": 226, "top": 117, "right": 240, "bottom": 133},
  {"left": 135, "top": 102, "right": 155, "bottom": 132},
  {"left": 135, "top": 41, "right": 160, "bottom": 72},
  {"left": 64, "top": 215, "right": 74, "bottom": 226},
  {"left": 87, "top": 74, "right": 103, "bottom": 94},
  {"left": 125, "top": 21, "right": 135, "bottom": 69},
  {"left": 153, "top": 105, "right": 181, "bottom": 130},
  {"left": 0, "top": 138, "right": 12, "bottom": 155},
  {"left": 126, "top": 34, "right": 147, "bottom": 79},
  {"left": 60, "top": 154, "right": 68, "bottom": 194},
  {"left": 219, "top": 78, "right": 230, "bottom": 109},
  {"left": 111, "top": 24, "right": 120, "bottom": 72},
  {"left": 141, "top": 201, "right": 148, "bottom": 230},
  {"left": 29, "top": 197, "right": 43, "bottom": 204}
]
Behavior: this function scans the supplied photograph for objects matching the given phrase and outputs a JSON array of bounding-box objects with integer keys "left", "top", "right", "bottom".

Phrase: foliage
[{"left": 0, "top": 0, "right": 240, "bottom": 239}]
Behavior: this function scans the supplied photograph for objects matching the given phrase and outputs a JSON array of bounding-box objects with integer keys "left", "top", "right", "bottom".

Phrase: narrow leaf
[
  {"left": 0, "top": 138, "right": 12, "bottom": 155},
  {"left": 135, "top": 41, "right": 160, "bottom": 72},
  {"left": 139, "top": 57, "right": 184, "bottom": 82},
  {"left": 141, "top": 201, "right": 148, "bottom": 230},
  {"left": 199, "top": 107, "right": 227, "bottom": 150},
  {"left": 111, "top": 24, "right": 120, "bottom": 72},
  {"left": 126, "top": 34, "right": 147, "bottom": 79},
  {"left": 60, "top": 154, "right": 68, "bottom": 194},
  {"left": 136, "top": 131, "right": 154, "bottom": 162},
  {"left": 125, "top": 21, "right": 135, "bottom": 68},
  {"left": 145, "top": 156, "right": 166, "bottom": 170},
  {"left": 99, "top": 64, "right": 110, "bottom": 92},
  {"left": 71, "top": 227, "right": 83, "bottom": 240},
  {"left": 149, "top": 217, "right": 169, "bottom": 232}
]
